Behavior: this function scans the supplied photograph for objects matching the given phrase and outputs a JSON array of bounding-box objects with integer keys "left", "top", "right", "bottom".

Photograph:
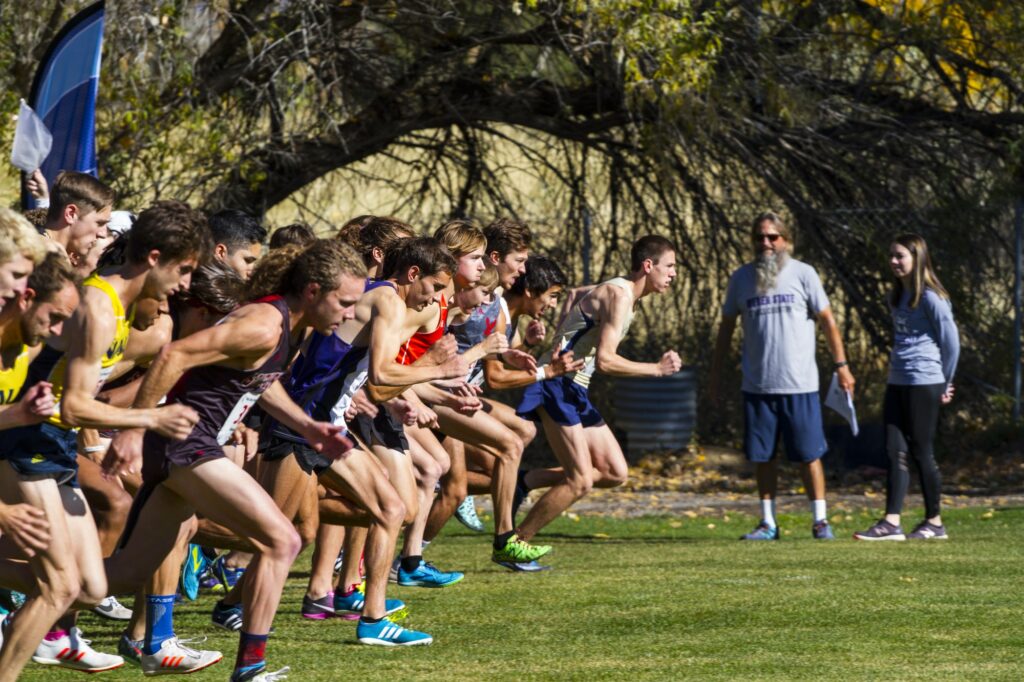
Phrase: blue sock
[{"left": 143, "top": 594, "right": 176, "bottom": 655}]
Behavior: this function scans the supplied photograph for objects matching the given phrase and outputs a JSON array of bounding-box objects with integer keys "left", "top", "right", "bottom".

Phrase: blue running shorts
[
  {"left": 517, "top": 376, "right": 605, "bottom": 428},
  {"left": 742, "top": 391, "right": 827, "bottom": 463},
  {"left": 1, "top": 422, "right": 80, "bottom": 487}
]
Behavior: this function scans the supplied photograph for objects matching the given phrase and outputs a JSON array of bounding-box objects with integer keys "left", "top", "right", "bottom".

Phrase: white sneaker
[
  {"left": 93, "top": 595, "right": 133, "bottom": 620},
  {"left": 140, "top": 636, "right": 223, "bottom": 676},
  {"left": 388, "top": 557, "right": 400, "bottom": 584},
  {"left": 0, "top": 613, "right": 6, "bottom": 650},
  {"left": 32, "top": 627, "right": 125, "bottom": 672},
  {"left": 248, "top": 666, "right": 291, "bottom": 681}
]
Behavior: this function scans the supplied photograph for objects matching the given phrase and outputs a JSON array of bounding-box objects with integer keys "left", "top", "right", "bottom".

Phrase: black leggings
[{"left": 884, "top": 383, "right": 946, "bottom": 519}]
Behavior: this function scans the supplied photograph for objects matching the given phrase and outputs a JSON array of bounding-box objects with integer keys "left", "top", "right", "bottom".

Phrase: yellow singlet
[
  {"left": 47, "top": 273, "right": 134, "bottom": 428},
  {"left": 0, "top": 344, "right": 30, "bottom": 405}
]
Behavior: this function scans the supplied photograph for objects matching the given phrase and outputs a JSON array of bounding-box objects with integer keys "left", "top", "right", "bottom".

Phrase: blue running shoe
[
  {"left": 356, "top": 618, "right": 432, "bottom": 646},
  {"left": 232, "top": 663, "right": 290, "bottom": 681},
  {"left": 492, "top": 558, "right": 552, "bottom": 572},
  {"left": 740, "top": 522, "right": 780, "bottom": 541},
  {"left": 211, "top": 556, "right": 245, "bottom": 594},
  {"left": 180, "top": 544, "right": 209, "bottom": 601},
  {"left": 211, "top": 600, "right": 244, "bottom": 632},
  {"left": 0, "top": 589, "right": 26, "bottom": 614},
  {"left": 454, "top": 496, "right": 485, "bottom": 532},
  {"left": 812, "top": 520, "right": 835, "bottom": 540},
  {"left": 397, "top": 561, "right": 464, "bottom": 588},
  {"left": 333, "top": 589, "right": 404, "bottom": 616}
]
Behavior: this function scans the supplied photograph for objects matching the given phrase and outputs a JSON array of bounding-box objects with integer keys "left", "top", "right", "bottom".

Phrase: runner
[
  {"left": 100, "top": 239, "right": 370, "bottom": 680},
  {"left": 513, "top": 235, "right": 682, "bottom": 556}
]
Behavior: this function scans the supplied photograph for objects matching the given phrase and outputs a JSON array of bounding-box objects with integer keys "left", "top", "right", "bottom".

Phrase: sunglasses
[{"left": 754, "top": 233, "right": 782, "bottom": 243}]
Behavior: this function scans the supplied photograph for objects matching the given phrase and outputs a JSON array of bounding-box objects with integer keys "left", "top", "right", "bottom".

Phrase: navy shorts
[
  {"left": 1, "top": 422, "right": 80, "bottom": 487},
  {"left": 353, "top": 409, "right": 408, "bottom": 453},
  {"left": 517, "top": 376, "right": 605, "bottom": 428},
  {"left": 742, "top": 392, "right": 827, "bottom": 463},
  {"left": 260, "top": 431, "right": 333, "bottom": 476}
]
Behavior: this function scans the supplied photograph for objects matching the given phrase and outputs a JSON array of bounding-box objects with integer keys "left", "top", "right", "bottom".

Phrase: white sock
[
  {"left": 811, "top": 499, "right": 827, "bottom": 523},
  {"left": 760, "top": 499, "right": 776, "bottom": 528}
]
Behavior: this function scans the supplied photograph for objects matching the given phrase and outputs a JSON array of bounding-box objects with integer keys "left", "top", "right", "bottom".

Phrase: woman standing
[{"left": 855, "top": 234, "right": 959, "bottom": 541}]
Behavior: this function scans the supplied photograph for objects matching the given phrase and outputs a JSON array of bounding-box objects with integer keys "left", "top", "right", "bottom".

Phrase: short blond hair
[
  {"left": 478, "top": 262, "right": 500, "bottom": 292},
  {"left": 0, "top": 208, "right": 47, "bottom": 265}
]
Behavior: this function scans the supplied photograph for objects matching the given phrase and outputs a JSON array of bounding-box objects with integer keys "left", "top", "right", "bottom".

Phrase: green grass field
[{"left": 15, "top": 506, "right": 1024, "bottom": 681}]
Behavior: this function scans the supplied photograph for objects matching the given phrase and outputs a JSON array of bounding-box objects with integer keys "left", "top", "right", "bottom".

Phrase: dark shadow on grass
[{"left": 531, "top": 533, "right": 702, "bottom": 544}]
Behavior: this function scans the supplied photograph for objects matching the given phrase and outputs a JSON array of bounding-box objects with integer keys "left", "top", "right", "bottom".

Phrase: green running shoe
[{"left": 492, "top": 534, "right": 551, "bottom": 564}]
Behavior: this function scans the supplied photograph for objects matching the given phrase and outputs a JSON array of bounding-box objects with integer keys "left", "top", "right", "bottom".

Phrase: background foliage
[{"left": 2, "top": 0, "right": 1023, "bottom": 454}]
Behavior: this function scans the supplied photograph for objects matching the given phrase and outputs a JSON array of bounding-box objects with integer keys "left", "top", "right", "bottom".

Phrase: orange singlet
[{"left": 396, "top": 295, "right": 448, "bottom": 365}]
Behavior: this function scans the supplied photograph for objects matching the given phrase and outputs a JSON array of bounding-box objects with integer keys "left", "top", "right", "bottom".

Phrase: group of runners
[{"left": 0, "top": 171, "right": 685, "bottom": 680}]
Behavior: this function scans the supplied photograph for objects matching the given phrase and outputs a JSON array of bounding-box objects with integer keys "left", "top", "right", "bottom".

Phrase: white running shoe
[
  {"left": 94, "top": 595, "right": 133, "bottom": 620},
  {"left": 388, "top": 557, "right": 400, "bottom": 584},
  {"left": 32, "top": 627, "right": 125, "bottom": 672},
  {"left": 140, "top": 636, "right": 223, "bottom": 676}
]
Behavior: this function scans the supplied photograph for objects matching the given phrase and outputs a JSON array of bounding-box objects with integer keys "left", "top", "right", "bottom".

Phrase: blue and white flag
[{"left": 24, "top": 1, "right": 105, "bottom": 208}]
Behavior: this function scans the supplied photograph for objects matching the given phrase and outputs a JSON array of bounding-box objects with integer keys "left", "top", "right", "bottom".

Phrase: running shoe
[
  {"left": 853, "top": 519, "right": 906, "bottom": 541},
  {"left": 94, "top": 595, "right": 133, "bottom": 620},
  {"left": 0, "top": 613, "right": 6, "bottom": 650},
  {"left": 492, "top": 558, "right": 552, "bottom": 572},
  {"left": 812, "top": 520, "right": 836, "bottom": 540},
  {"left": 511, "top": 469, "right": 530, "bottom": 522},
  {"left": 740, "top": 522, "right": 780, "bottom": 541},
  {"left": 454, "top": 496, "right": 485, "bottom": 532},
  {"left": 141, "top": 636, "right": 223, "bottom": 676},
  {"left": 356, "top": 617, "right": 432, "bottom": 646},
  {"left": 0, "top": 588, "right": 25, "bottom": 614},
  {"left": 118, "top": 632, "right": 143, "bottom": 665},
  {"left": 301, "top": 592, "right": 336, "bottom": 620},
  {"left": 211, "top": 600, "right": 244, "bottom": 632},
  {"left": 492, "top": 534, "right": 552, "bottom": 563},
  {"left": 397, "top": 561, "right": 465, "bottom": 588},
  {"left": 333, "top": 549, "right": 345, "bottom": 574},
  {"left": 211, "top": 555, "right": 246, "bottom": 594},
  {"left": 180, "top": 543, "right": 209, "bottom": 601},
  {"left": 389, "top": 558, "right": 400, "bottom": 584},
  {"left": 333, "top": 588, "right": 404, "bottom": 616},
  {"left": 907, "top": 520, "right": 948, "bottom": 540},
  {"left": 232, "top": 663, "right": 291, "bottom": 682},
  {"left": 33, "top": 627, "right": 125, "bottom": 672}
]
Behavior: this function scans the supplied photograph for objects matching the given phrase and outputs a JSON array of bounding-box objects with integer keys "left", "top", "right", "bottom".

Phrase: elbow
[
  {"left": 60, "top": 393, "right": 87, "bottom": 427},
  {"left": 595, "top": 355, "right": 612, "bottom": 374}
]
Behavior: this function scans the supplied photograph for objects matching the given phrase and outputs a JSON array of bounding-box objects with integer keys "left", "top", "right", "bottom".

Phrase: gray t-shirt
[
  {"left": 722, "top": 258, "right": 830, "bottom": 394},
  {"left": 888, "top": 288, "right": 959, "bottom": 387}
]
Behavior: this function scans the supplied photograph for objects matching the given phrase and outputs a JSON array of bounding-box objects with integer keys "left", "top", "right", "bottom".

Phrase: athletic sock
[
  {"left": 400, "top": 555, "right": 422, "bottom": 573},
  {"left": 518, "top": 468, "right": 532, "bottom": 492},
  {"left": 760, "top": 499, "right": 777, "bottom": 528},
  {"left": 359, "top": 615, "right": 382, "bottom": 624},
  {"left": 234, "top": 631, "right": 268, "bottom": 674},
  {"left": 142, "top": 594, "right": 176, "bottom": 655},
  {"left": 811, "top": 499, "right": 827, "bottom": 523},
  {"left": 43, "top": 628, "right": 67, "bottom": 641},
  {"left": 339, "top": 583, "right": 359, "bottom": 598},
  {"left": 494, "top": 530, "right": 515, "bottom": 551}
]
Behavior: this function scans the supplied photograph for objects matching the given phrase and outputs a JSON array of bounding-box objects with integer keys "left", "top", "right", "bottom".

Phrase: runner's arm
[
  {"left": 367, "top": 295, "right": 463, "bottom": 387},
  {"left": 593, "top": 287, "right": 669, "bottom": 377},
  {"left": 60, "top": 291, "right": 164, "bottom": 429},
  {"left": 131, "top": 306, "right": 279, "bottom": 409}
]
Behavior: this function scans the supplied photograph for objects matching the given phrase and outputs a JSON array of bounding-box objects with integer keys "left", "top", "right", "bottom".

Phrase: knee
[
  {"left": 597, "top": 468, "right": 628, "bottom": 489},
  {"left": 566, "top": 473, "right": 593, "bottom": 499},
  {"left": 519, "top": 421, "right": 537, "bottom": 446},
  {"left": 297, "top": 520, "right": 318, "bottom": 549},
  {"left": 268, "top": 525, "right": 302, "bottom": 564},
  {"left": 377, "top": 493, "right": 406, "bottom": 530},
  {"left": 43, "top": 571, "right": 82, "bottom": 610},
  {"left": 497, "top": 435, "right": 525, "bottom": 463},
  {"left": 77, "top": 575, "right": 109, "bottom": 607},
  {"left": 401, "top": 498, "right": 418, "bottom": 527}
]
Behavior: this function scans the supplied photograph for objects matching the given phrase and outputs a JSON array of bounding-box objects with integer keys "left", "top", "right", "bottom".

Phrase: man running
[
  {"left": 513, "top": 235, "right": 682, "bottom": 556},
  {"left": 101, "top": 239, "right": 368, "bottom": 680}
]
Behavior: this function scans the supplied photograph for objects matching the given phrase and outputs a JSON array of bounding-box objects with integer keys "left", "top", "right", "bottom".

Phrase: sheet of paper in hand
[{"left": 824, "top": 372, "right": 859, "bottom": 437}]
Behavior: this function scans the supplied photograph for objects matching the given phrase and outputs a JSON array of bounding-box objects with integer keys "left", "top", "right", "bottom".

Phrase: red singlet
[{"left": 396, "top": 295, "right": 448, "bottom": 365}]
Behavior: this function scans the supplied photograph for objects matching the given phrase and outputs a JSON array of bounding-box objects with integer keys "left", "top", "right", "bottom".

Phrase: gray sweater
[{"left": 888, "top": 288, "right": 959, "bottom": 388}]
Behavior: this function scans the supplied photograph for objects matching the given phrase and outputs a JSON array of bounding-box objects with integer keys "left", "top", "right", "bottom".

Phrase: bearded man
[{"left": 709, "top": 211, "right": 855, "bottom": 541}]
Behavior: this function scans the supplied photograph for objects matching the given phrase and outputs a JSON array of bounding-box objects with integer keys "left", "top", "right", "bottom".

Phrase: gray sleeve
[
  {"left": 722, "top": 271, "right": 741, "bottom": 317},
  {"left": 923, "top": 290, "right": 960, "bottom": 386},
  {"left": 803, "top": 266, "right": 830, "bottom": 316}
]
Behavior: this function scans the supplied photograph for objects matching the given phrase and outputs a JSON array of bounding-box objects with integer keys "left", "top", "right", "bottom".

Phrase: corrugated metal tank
[{"left": 612, "top": 369, "right": 697, "bottom": 458}]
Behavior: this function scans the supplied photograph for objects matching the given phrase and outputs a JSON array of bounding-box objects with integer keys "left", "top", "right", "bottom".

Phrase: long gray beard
[{"left": 755, "top": 251, "right": 788, "bottom": 294}]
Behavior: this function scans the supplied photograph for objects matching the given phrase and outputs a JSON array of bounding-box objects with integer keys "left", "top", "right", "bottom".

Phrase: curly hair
[
  {"left": 247, "top": 238, "right": 366, "bottom": 300},
  {"left": 174, "top": 260, "right": 246, "bottom": 315}
]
